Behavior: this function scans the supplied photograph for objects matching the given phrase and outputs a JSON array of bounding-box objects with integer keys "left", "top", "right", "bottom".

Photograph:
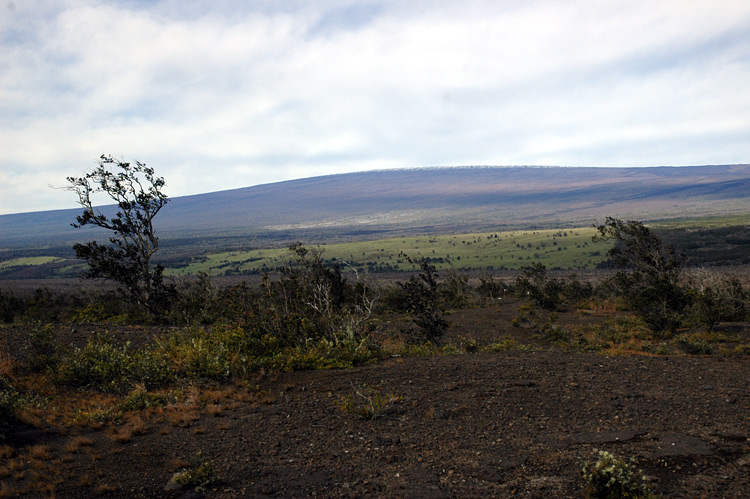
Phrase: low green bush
[
  {"left": 72, "top": 406, "right": 124, "bottom": 426},
  {"left": 484, "top": 338, "right": 537, "bottom": 352},
  {"left": 69, "top": 302, "right": 129, "bottom": 324},
  {"left": 22, "top": 323, "right": 60, "bottom": 373},
  {"left": 335, "top": 384, "right": 402, "bottom": 419},
  {"left": 176, "top": 451, "right": 218, "bottom": 491},
  {"left": 120, "top": 385, "right": 175, "bottom": 411},
  {"left": 396, "top": 260, "right": 448, "bottom": 344},
  {"left": 0, "top": 374, "right": 24, "bottom": 429},
  {"left": 580, "top": 450, "right": 656, "bottom": 499},
  {"left": 158, "top": 326, "right": 238, "bottom": 381},
  {"left": 58, "top": 332, "right": 171, "bottom": 393},
  {"left": 674, "top": 333, "right": 714, "bottom": 355}
]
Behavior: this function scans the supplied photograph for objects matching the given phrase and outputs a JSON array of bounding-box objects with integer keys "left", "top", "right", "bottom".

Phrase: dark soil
[
  {"left": 1, "top": 301, "right": 749, "bottom": 498},
  {"left": 28, "top": 352, "right": 750, "bottom": 498}
]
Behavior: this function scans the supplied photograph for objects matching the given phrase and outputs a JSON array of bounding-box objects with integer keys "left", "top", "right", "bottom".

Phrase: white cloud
[{"left": 1, "top": 0, "right": 749, "bottom": 214}]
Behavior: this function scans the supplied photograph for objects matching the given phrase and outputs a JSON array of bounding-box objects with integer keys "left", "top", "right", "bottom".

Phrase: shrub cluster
[
  {"left": 0, "top": 374, "right": 24, "bottom": 430},
  {"left": 57, "top": 333, "right": 171, "bottom": 393},
  {"left": 580, "top": 450, "right": 655, "bottom": 498},
  {"left": 394, "top": 260, "right": 449, "bottom": 344}
]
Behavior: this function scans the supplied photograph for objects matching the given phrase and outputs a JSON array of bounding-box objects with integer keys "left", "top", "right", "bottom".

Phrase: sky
[{"left": 1, "top": 0, "right": 749, "bottom": 215}]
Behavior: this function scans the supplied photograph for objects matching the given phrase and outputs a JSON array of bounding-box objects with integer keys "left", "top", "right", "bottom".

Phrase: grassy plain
[
  {"left": 651, "top": 214, "right": 750, "bottom": 229},
  {"left": 0, "top": 256, "right": 62, "bottom": 269},
  {"left": 171, "top": 226, "right": 611, "bottom": 275},
  {"left": 2, "top": 216, "right": 747, "bottom": 279}
]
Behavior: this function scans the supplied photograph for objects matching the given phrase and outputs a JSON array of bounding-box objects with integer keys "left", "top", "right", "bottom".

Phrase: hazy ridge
[{"left": 2, "top": 165, "right": 750, "bottom": 249}]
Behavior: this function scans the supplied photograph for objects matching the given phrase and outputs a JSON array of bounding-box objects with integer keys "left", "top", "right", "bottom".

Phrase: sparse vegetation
[
  {"left": 0, "top": 211, "right": 749, "bottom": 496},
  {"left": 595, "top": 218, "right": 690, "bottom": 334},
  {"left": 688, "top": 269, "right": 748, "bottom": 330},
  {"left": 580, "top": 450, "right": 656, "bottom": 499},
  {"left": 175, "top": 451, "right": 218, "bottom": 490},
  {"left": 57, "top": 332, "right": 171, "bottom": 393},
  {"left": 336, "top": 383, "right": 402, "bottom": 419},
  {"left": 515, "top": 262, "right": 564, "bottom": 310},
  {"left": 396, "top": 258, "right": 449, "bottom": 344}
]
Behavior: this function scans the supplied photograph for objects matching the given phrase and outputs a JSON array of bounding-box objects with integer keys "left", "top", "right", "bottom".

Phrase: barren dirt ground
[{"left": 1, "top": 301, "right": 749, "bottom": 498}]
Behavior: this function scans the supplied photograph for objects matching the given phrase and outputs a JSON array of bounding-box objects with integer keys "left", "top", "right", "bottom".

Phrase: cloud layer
[{"left": 1, "top": 0, "right": 749, "bottom": 214}]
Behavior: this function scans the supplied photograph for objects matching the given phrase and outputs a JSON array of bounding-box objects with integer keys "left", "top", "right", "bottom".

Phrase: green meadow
[
  {"left": 172, "top": 226, "right": 611, "bottom": 275},
  {"left": 0, "top": 256, "right": 62, "bottom": 269}
]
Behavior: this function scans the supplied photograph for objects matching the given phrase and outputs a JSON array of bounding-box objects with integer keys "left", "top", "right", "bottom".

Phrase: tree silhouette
[{"left": 67, "top": 155, "right": 172, "bottom": 313}]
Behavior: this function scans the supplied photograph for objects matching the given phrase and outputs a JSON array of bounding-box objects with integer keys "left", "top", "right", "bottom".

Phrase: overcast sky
[{"left": 1, "top": 0, "right": 749, "bottom": 215}]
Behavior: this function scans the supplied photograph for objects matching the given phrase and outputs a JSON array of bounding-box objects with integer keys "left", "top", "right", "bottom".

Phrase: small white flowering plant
[{"left": 580, "top": 450, "right": 657, "bottom": 499}]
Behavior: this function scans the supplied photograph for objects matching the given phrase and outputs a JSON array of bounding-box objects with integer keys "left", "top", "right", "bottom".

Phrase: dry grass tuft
[
  {"left": 96, "top": 483, "right": 115, "bottom": 494},
  {"left": 206, "top": 403, "right": 223, "bottom": 417},
  {"left": 0, "top": 481, "right": 14, "bottom": 498},
  {"left": 7, "top": 458, "right": 23, "bottom": 472},
  {"left": 0, "top": 347, "right": 13, "bottom": 379},
  {"left": 29, "top": 469, "right": 61, "bottom": 496},
  {"left": 201, "top": 387, "right": 232, "bottom": 405},
  {"left": 108, "top": 415, "right": 148, "bottom": 444},
  {"left": 110, "top": 427, "right": 134, "bottom": 444},
  {"left": 127, "top": 415, "right": 147, "bottom": 435},
  {"left": 166, "top": 408, "right": 200, "bottom": 428},
  {"left": 28, "top": 444, "right": 52, "bottom": 460},
  {"left": 86, "top": 448, "right": 102, "bottom": 462},
  {"left": 63, "top": 439, "right": 81, "bottom": 454},
  {"left": 17, "top": 409, "right": 44, "bottom": 429},
  {"left": 67, "top": 436, "right": 94, "bottom": 452}
]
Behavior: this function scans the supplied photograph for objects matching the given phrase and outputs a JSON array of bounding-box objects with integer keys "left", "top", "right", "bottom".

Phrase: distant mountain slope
[{"left": 2, "top": 165, "right": 750, "bottom": 248}]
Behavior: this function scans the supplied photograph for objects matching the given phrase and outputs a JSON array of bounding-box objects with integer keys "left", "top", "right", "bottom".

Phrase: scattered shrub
[
  {"left": 476, "top": 273, "right": 507, "bottom": 301},
  {"left": 22, "top": 324, "right": 60, "bottom": 373},
  {"left": 120, "top": 384, "right": 176, "bottom": 411},
  {"left": 336, "top": 384, "right": 402, "bottom": 419},
  {"left": 397, "top": 260, "right": 448, "bottom": 344},
  {"left": 484, "top": 338, "right": 537, "bottom": 352},
  {"left": 0, "top": 290, "right": 21, "bottom": 323},
  {"left": 440, "top": 269, "right": 471, "bottom": 309},
  {"left": 594, "top": 218, "right": 689, "bottom": 334},
  {"left": 563, "top": 273, "right": 595, "bottom": 303},
  {"left": 23, "top": 288, "right": 81, "bottom": 323},
  {"left": 58, "top": 332, "right": 171, "bottom": 393},
  {"left": 73, "top": 407, "right": 124, "bottom": 426},
  {"left": 674, "top": 333, "right": 714, "bottom": 355},
  {"left": 0, "top": 375, "right": 24, "bottom": 431},
  {"left": 688, "top": 270, "right": 748, "bottom": 331},
  {"left": 166, "top": 273, "right": 220, "bottom": 325},
  {"left": 159, "top": 326, "right": 237, "bottom": 381},
  {"left": 69, "top": 301, "right": 129, "bottom": 324},
  {"left": 176, "top": 451, "right": 218, "bottom": 490},
  {"left": 459, "top": 336, "right": 479, "bottom": 353},
  {"left": 580, "top": 450, "right": 655, "bottom": 499},
  {"left": 516, "top": 262, "right": 563, "bottom": 310}
]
